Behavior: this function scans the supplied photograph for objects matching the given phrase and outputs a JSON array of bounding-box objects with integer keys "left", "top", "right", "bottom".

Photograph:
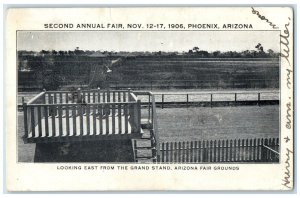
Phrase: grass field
[
  {"left": 18, "top": 105, "right": 279, "bottom": 162},
  {"left": 18, "top": 56, "right": 279, "bottom": 90},
  {"left": 156, "top": 106, "right": 279, "bottom": 142},
  {"left": 110, "top": 57, "right": 279, "bottom": 89}
]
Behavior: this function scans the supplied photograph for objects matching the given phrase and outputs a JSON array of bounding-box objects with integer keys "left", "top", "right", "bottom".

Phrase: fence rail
[
  {"left": 44, "top": 89, "right": 130, "bottom": 104},
  {"left": 139, "top": 91, "right": 279, "bottom": 109},
  {"left": 105, "top": 79, "right": 279, "bottom": 90},
  {"left": 23, "top": 89, "right": 142, "bottom": 143},
  {"left": 158, "top": 138, "right": 279, "bottom": 163}
]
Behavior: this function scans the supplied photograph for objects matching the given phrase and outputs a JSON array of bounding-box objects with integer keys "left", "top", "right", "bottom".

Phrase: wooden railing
[
  {"left": 155, "top": 91, "right": 279, "bottom": 108},
  {"left": 133, "top": 91, "right": 160, "bottom": 161},
  {"left": 23, "top": 89, "right": 142, "bottom": 143},
  {"left": 44, "top": 89, "right": 130, "bottom": 104},
  {"left": 158, "top": 138, "right": 279, "bottom": 163}
]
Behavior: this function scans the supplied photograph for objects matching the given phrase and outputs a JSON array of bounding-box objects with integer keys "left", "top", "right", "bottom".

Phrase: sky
[{"left": 17, "top": 31, "right": 280, "bottom": 52}]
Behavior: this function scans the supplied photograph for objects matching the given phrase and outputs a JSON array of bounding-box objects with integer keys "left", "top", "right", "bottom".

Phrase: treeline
[
  {"left": 186, "top": 44, "right": 279, "bottom": 58},
  {"left": 18, "top": 43, "right": 279, "bottom": 58}
]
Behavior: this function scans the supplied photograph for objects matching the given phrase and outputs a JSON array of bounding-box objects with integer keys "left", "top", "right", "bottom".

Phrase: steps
[{"left": 133, "top": 119, "right": 158, "bottom": 163}]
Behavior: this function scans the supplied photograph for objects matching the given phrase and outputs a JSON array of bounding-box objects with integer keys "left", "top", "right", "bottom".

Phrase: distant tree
[
  {"left": 192, "top": 46, "right": 199, "bottom": 53},
  {"left": 267, "top": 49, "right": 274, "bottom": 56},
  {"left": 68, "top": 50, "right": 75, "bottom": 56},
  {"left": 74, "top": 49, "right": 85, "bottom": 56},
  {"left": 212, "top": 51, "right": 221, "bottom": 57},
  {"left": 198, "top": 50, "right": 209, "bottom": 57},
  {"left": 255, "top": 43, "right": 265, "bottom": 53},
  {"left": 40, "top": 50, "right": 50, "bottom": 55},
  {"left": 250, "top": 50, "right": 257, "bottom": 57},
  {"left": 241, "top": 50, "right": 252, "bottom": 57},
  {"left": 58, "top": 51, "right": 65, "bottom": 56},
  {"left": 51, "top": 50, "right": 58, "bottom": 55},
  {"left": 155, "top": 51, "right": 162, "bottom": 55}
]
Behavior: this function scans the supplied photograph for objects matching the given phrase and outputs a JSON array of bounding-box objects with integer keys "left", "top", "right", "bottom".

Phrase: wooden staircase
[
  {"left": 132, "top": 118, "right": 158, "bottom": 163},
  {"left": 131, "top": 91, "right": 160, "bottom": 163}
]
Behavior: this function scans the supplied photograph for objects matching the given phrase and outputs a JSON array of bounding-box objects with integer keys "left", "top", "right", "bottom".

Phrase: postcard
[{"left": 5, "top": 7, "right": 294, "bottom": 191}]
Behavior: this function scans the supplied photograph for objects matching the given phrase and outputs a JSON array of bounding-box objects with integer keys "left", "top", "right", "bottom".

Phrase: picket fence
[{"left": 158, "top": 138, "right": 279, "bottom": 163}]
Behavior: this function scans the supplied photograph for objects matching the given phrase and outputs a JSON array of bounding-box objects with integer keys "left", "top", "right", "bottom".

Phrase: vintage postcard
[{"left": 5, "top": 7, "right": 294, "bottom": 191}]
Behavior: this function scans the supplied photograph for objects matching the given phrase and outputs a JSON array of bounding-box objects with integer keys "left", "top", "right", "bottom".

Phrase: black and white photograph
[
  {"left": 6, "top": 7, "right": 294, "bottom": 191},
  {"left": 17, "top": 30, "right": 280, "bottom": 163}
]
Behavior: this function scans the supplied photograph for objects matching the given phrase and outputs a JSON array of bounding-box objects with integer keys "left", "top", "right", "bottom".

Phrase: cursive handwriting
[
  {"left": 280, "top": 18, "right": 291, "bottom": 66},
  {"left": 251, "top": 7, "right": 279, "bottom": 29},
  {"left": 286, "top": 102, "right": 292, "bottom": 129},
  {"left": 282, "top": 148, "right": 293, "bottom": 189},
  {"left": 286, "top": 69, "right": 292, "bottom": 89}
]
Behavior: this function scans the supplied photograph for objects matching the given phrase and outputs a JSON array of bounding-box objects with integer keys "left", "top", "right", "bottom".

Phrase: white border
[{"left": 1, "top": 1, "right": 299, "bottom": 196}]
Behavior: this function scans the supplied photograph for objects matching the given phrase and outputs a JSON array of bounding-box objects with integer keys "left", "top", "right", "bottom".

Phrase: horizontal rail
[
  {"left": 26, "top": 102, "right": 137, "bottom": 107},
  {"left": 105, "top": 79, "right": 279, "bottom": 90},
  {"left": 107, "top": 79, "right": 279, "bottom": 83},
  {"left": 153, "top": 91, "right": 279, "bottom": 96},
  {"left": 133, "top": 91, "right": 153, "bottom": 96},
  {"left": 45, "top": 89, "right": 129, "bottom": 94}
]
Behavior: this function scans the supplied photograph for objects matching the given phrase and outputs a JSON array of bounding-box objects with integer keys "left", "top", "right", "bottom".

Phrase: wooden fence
[
  {"left": 23, "top": 89, "right": 142, "bottom": 143},
  {"left": 157, "top": 91, "right": 279, "bottom": 108},
  {"left": 44, "top": 89, "right": 130, "bottom": 104},
  {"left": 105, "top": 79, "right": 279, "bottom": 90},
  {"left": 158, "top": 138, "right": 279, "bottom": 163}
]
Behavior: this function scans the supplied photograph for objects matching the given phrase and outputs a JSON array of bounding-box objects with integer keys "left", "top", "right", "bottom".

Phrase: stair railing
[{"left": 133, "top": 91, "right": 160, "bottom": 162}]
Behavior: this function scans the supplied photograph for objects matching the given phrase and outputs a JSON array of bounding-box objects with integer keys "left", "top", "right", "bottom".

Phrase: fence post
[
  {"left": 166, "top": 142, "right": 169, "bottom": 163},
  {"left": 22, "top": 97, "right": 28, "bottom": 138},
  {"left": 162, "top": 94, "right": 164, "bottom": 109},
  {"left": 258, "top": 93, "right": 261, "bottom": 106},
  {"left": 148, "top": 94, "right": 151, "bottom": 121},
  {"left": 261, "top": 139, "right": 268, "bottom": 162},
  {"left": 134, "top": 140, "right": 138, "bottom": 162},
  {"left": 107, "top": 89, "right": 110, "bottom": 103},
  {"left": 151, "top": 130, "right": 157, "bottom": 163},
  {"left": 203, "top": 141, "right": 207, "bottom": 162},
  {"left": 234, "top": 93, "right": 237, "bottom": 106},
  {"left": 137, "top": 100, "right": 141, "bottom": 133},
  {"left": 42, "top": 89, "right": 46, "bottom": 104},
  {"left": 210, "top": 94, "right": 213, "bottom": 108},
  {"left": 127, "top": 88, "right": 131, "bottom": 102},
  {"left": 186, "top": 94, "right": 189, "bottom": 108},
  {"left": 161, "top": 143, "right": 165, "bottom": 163}
]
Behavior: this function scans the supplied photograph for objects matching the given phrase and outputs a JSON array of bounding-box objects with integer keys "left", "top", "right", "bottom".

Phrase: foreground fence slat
[
  {"left": 23, "top": 89, "right": 144, "bottom": 143},
  {"left": 158, "top": 138, "right": 279, "bottom": 163}
]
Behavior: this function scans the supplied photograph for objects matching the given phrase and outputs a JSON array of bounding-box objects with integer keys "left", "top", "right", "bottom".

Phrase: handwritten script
[
  {"left": 279, "top": 16, "right": 293, "bottom": 189},
  {"left": 286, "top": 102, "right": 292, "bottom": 129},
  {"left": 282, "top": 148, "right": 293, "bottom": 189},
  {"left": 280, "top": 18, "right": 291, "bottom": 66},
  {"left": 251, "top": 7, "right": 279, "bottom": 29},
  {"left": 286, "top": 69, "right": 292, "bottom": 89}
]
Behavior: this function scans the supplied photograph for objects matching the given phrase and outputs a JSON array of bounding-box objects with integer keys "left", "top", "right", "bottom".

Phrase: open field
[
  {"left": 18, "top": 56, "right": 279, "bottom": 90},
  {"left": 109, "top": 57, "right": 279, "bottom": 89},
  {"left": 156, "top": 106, "right": 279, "bottom": 142},
  {"left": 18, "top": 105, "right": 279, "bottom": 162}
]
